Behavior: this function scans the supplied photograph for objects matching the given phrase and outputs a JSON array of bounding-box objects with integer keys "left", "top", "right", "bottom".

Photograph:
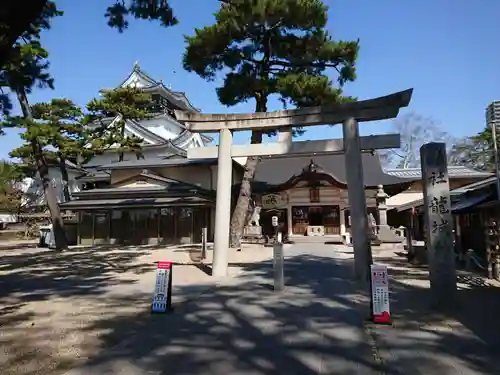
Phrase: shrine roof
[
  {"left": 253, "top": 153, "right": 416, "bottom": 189},
  {"left": 97, "top": 157, "right": 217, "bottom": 170},
  {"left": 384, "top": 166, "right": 492, "bottom": 179},
  {"left": 60, "top": 196, "right": 214, "bottom": 210}
]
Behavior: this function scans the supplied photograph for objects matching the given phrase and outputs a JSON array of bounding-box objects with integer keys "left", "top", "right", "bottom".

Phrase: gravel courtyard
[{"left": 0, "top": 243, "right": 273, "bottom": 375}]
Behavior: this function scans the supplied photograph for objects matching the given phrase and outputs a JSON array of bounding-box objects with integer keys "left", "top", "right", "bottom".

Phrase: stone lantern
[
  {"left": 376, "top": 185, "right": 389, "bottom": 227},
  {"left": 375, "top": 185, "right": 403, "bottom": 243}
]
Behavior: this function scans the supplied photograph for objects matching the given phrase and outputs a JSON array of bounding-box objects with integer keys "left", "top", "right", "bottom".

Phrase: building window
[{"left": 309, "top": 187, "right": 320, "bottom": 203}]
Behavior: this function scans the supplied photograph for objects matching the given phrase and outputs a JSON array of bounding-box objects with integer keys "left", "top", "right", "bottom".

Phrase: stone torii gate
[{"left": 175, "top": 89, "right": 413, "bottom": 279}]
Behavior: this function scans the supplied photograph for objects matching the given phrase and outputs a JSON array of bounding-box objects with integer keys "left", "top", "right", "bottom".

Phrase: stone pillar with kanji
[{"left": 420, "top": 142, "right": 457, "bottom": 309}]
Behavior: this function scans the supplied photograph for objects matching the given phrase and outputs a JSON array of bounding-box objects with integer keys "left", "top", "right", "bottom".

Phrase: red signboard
[{"left": 157, "top": 261, "right": 172, "bottom": 269}]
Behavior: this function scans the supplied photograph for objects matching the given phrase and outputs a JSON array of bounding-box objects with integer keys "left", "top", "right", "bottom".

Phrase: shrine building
[
  {"left": 58, "top": 64, "right": 490, "bottom": 246},
  {"left": 60, "top": 148, "right": 419, "bottom": 245}
]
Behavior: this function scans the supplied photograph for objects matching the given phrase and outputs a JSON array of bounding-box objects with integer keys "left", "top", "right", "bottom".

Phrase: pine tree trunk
[
  {"left": 229, "top": 132, "right": 263, "bottom": 248},
  {"left": 58, "top": 153, "right": 71, "bottom": 202},
  {"left": 229, "top": 97, "right": 267, "bottom": 248},
  {"left": 16, "top": 89, "right": 68, "bottom": 250}
]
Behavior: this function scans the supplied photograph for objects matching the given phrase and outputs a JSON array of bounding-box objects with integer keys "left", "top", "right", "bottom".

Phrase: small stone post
[
  {"left": 201, "top": 227, "right": 207, "bottom": 260},
  {"left": 420, "top": 142, "right": 457, "bottom": 309}
]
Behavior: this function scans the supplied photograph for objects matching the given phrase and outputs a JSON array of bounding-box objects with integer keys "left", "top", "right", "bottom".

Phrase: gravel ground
[{"left": 0, "top": 243, "right": 272, "bottom": 375}]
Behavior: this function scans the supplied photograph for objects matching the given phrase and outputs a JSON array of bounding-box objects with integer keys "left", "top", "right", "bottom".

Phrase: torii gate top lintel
[{"left": 175, "top": 88, "right": 413, "bottom": 133}]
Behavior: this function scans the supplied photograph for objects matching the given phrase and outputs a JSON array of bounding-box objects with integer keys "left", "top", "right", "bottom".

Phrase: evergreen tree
[
  {"left": 0, "top": 0, "right": 49, "bottom": 69},
  {"left": 0, "top": 160, "right": 24, "bottom": 214},
  {"left": 0, "top": 2, "right": 68, "bottom": 250},
  {"left": 105, "top": 0, "right": 177, "bottom": 32},
  {"left": 85, "top": 87, "right": 154, "bottom": 162},
  {"left": 183, "top": 0, "right": 359, "bottom": 247},
  {"left": 1, "top": 0, "right": 178, "bottom": 67},
  {"left": 447, "top": 126, "right": 496, "bottom": 171},
  {"left": 448, "top": 136, "right": 492, "bottom": 171},
  {"left": 9, "top": 99, "right": 90, "bottom": 202}
]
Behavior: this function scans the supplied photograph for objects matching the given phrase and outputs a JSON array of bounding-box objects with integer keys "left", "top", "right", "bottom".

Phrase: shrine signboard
[
  {"left": 262, "top": 193, "right": 288, "bottom": 210},
  {"left": 151, "top": 261, "right": 173, "bottom": 313},
  {"left": 370, "top": 264, "right": 391, "bottom": 324},
  {"left": 420, "top": 142, "right": 457, "bottom": 308}
]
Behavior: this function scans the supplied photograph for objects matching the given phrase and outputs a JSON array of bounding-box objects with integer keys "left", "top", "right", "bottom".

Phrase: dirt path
[{"left": 0, "top": 243, "right": 273, "bottom": 375}]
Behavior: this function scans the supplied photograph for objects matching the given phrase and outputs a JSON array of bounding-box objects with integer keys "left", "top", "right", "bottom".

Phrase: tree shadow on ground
[
  {"left": 68, "top": 254, "right": 384, "bottom": 375},
  {"left": 53, "top": 250, "right": 499, "bottom": 375},
  {"left": 3, "top": 246, "right": 499, "bottom": 375},
  {"left": 0, "top": 247, "right": 156, "bottom": 303},
  {"left": 0, "top": 245, "right": 162, "bottom": 375},
  {"left": 368, "top": 253, "right": 500, "bottom": 374}
]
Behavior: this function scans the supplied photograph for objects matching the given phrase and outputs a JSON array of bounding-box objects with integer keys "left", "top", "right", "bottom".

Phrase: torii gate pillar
[
  {"left": 176, "top": 89, "right": 413, "bottom": 279},
  {"left": 343, "top": 117, "right": 373, "bottom": 281},
  {"left": 212, "top": 128, "right": 233, "bottom": 277}
]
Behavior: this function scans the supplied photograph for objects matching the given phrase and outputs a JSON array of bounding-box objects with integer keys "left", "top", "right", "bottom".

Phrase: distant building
[{"left": 486, "top": 100, "right": 500, "bottom": 127}]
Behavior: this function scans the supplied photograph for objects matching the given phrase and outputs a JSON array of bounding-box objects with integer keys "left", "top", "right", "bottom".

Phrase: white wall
[
  {"left": 22, "top": 167, "right": 82, "bottom": 206},
  {"left": 176, "top": 134, "right": 205, "bottom": 149},
  {"left": 139, "top": 117, "right": 183, "bottom": 140}
]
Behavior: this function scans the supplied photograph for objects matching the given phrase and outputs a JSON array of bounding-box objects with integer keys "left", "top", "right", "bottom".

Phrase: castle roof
[{"left": 116, "top": 62, "right": 200, "bottom": 113}]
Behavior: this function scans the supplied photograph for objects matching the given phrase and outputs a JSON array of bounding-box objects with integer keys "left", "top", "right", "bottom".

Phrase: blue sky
[{"left": 1, "top": 0, "right": 498, "bottom": 158}]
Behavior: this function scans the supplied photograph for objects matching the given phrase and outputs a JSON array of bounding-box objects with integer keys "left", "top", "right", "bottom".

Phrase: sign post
[
  {"left": 201, "top": 227, "right": 207, "bottom": 260},
  {"left": 272, "top": 215, "right": 279, "bottom": 242},
  {"left": 420, "top": 142, "right": 457, "bottom": 308},
  {"left": 151, "top": 261, "right": 173, "bottom": 313},
  {"left": 370, "top": 264, "right": 391, "bottom": 324},
  {"left": 272, "top": 216, "right": 284, "bottom": 291}
]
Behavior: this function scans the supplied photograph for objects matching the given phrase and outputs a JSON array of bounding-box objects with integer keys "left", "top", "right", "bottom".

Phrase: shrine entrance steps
[{"left": 288, "top": 235, "right": 343, "bottom": 245}]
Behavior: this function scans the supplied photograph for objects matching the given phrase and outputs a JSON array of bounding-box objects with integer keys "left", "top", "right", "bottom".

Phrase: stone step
[{"left": 288, "top": 235, "right": 344, "bottom": 244}]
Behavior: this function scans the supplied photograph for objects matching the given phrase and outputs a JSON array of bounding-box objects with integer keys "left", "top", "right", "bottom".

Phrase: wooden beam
[
  {"left": 187, "top": 134, "right": 400, "bottom": 159},
  {"left": 176, "top": 89, "right": 413, "bottom": 133}
]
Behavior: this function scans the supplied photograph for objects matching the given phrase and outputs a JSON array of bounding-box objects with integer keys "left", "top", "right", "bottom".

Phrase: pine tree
[
  {"left": 85, "top": 87, "right": 154, "bottom": 162},
  {"left": 450, "top": 126, "right": 497, "bottom": 171},
  {"left": 1, "top": 0, "right": 178, "bottom": 67},
  {"left": 105, "top": 0, "right": 177, "bottom": 32},
  {"left": 0, "top": 0, "right": 49, "bottom": 69},
  {"left": 183, "top": 0, "right": 359, "bottom": 247},
  {"left": 0, "top": 2, "right": 68, "bottom": 250},
  {"left": 9, "top": 99, "right": 90, "bottom": 202},
  {"left": 448, "top": 136, "right": 492, "bottom": 171}
]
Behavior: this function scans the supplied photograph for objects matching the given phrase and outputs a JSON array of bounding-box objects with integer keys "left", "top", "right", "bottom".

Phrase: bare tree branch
[{"left": 379, "top": 112, "right": 452, "bottom": 169}]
